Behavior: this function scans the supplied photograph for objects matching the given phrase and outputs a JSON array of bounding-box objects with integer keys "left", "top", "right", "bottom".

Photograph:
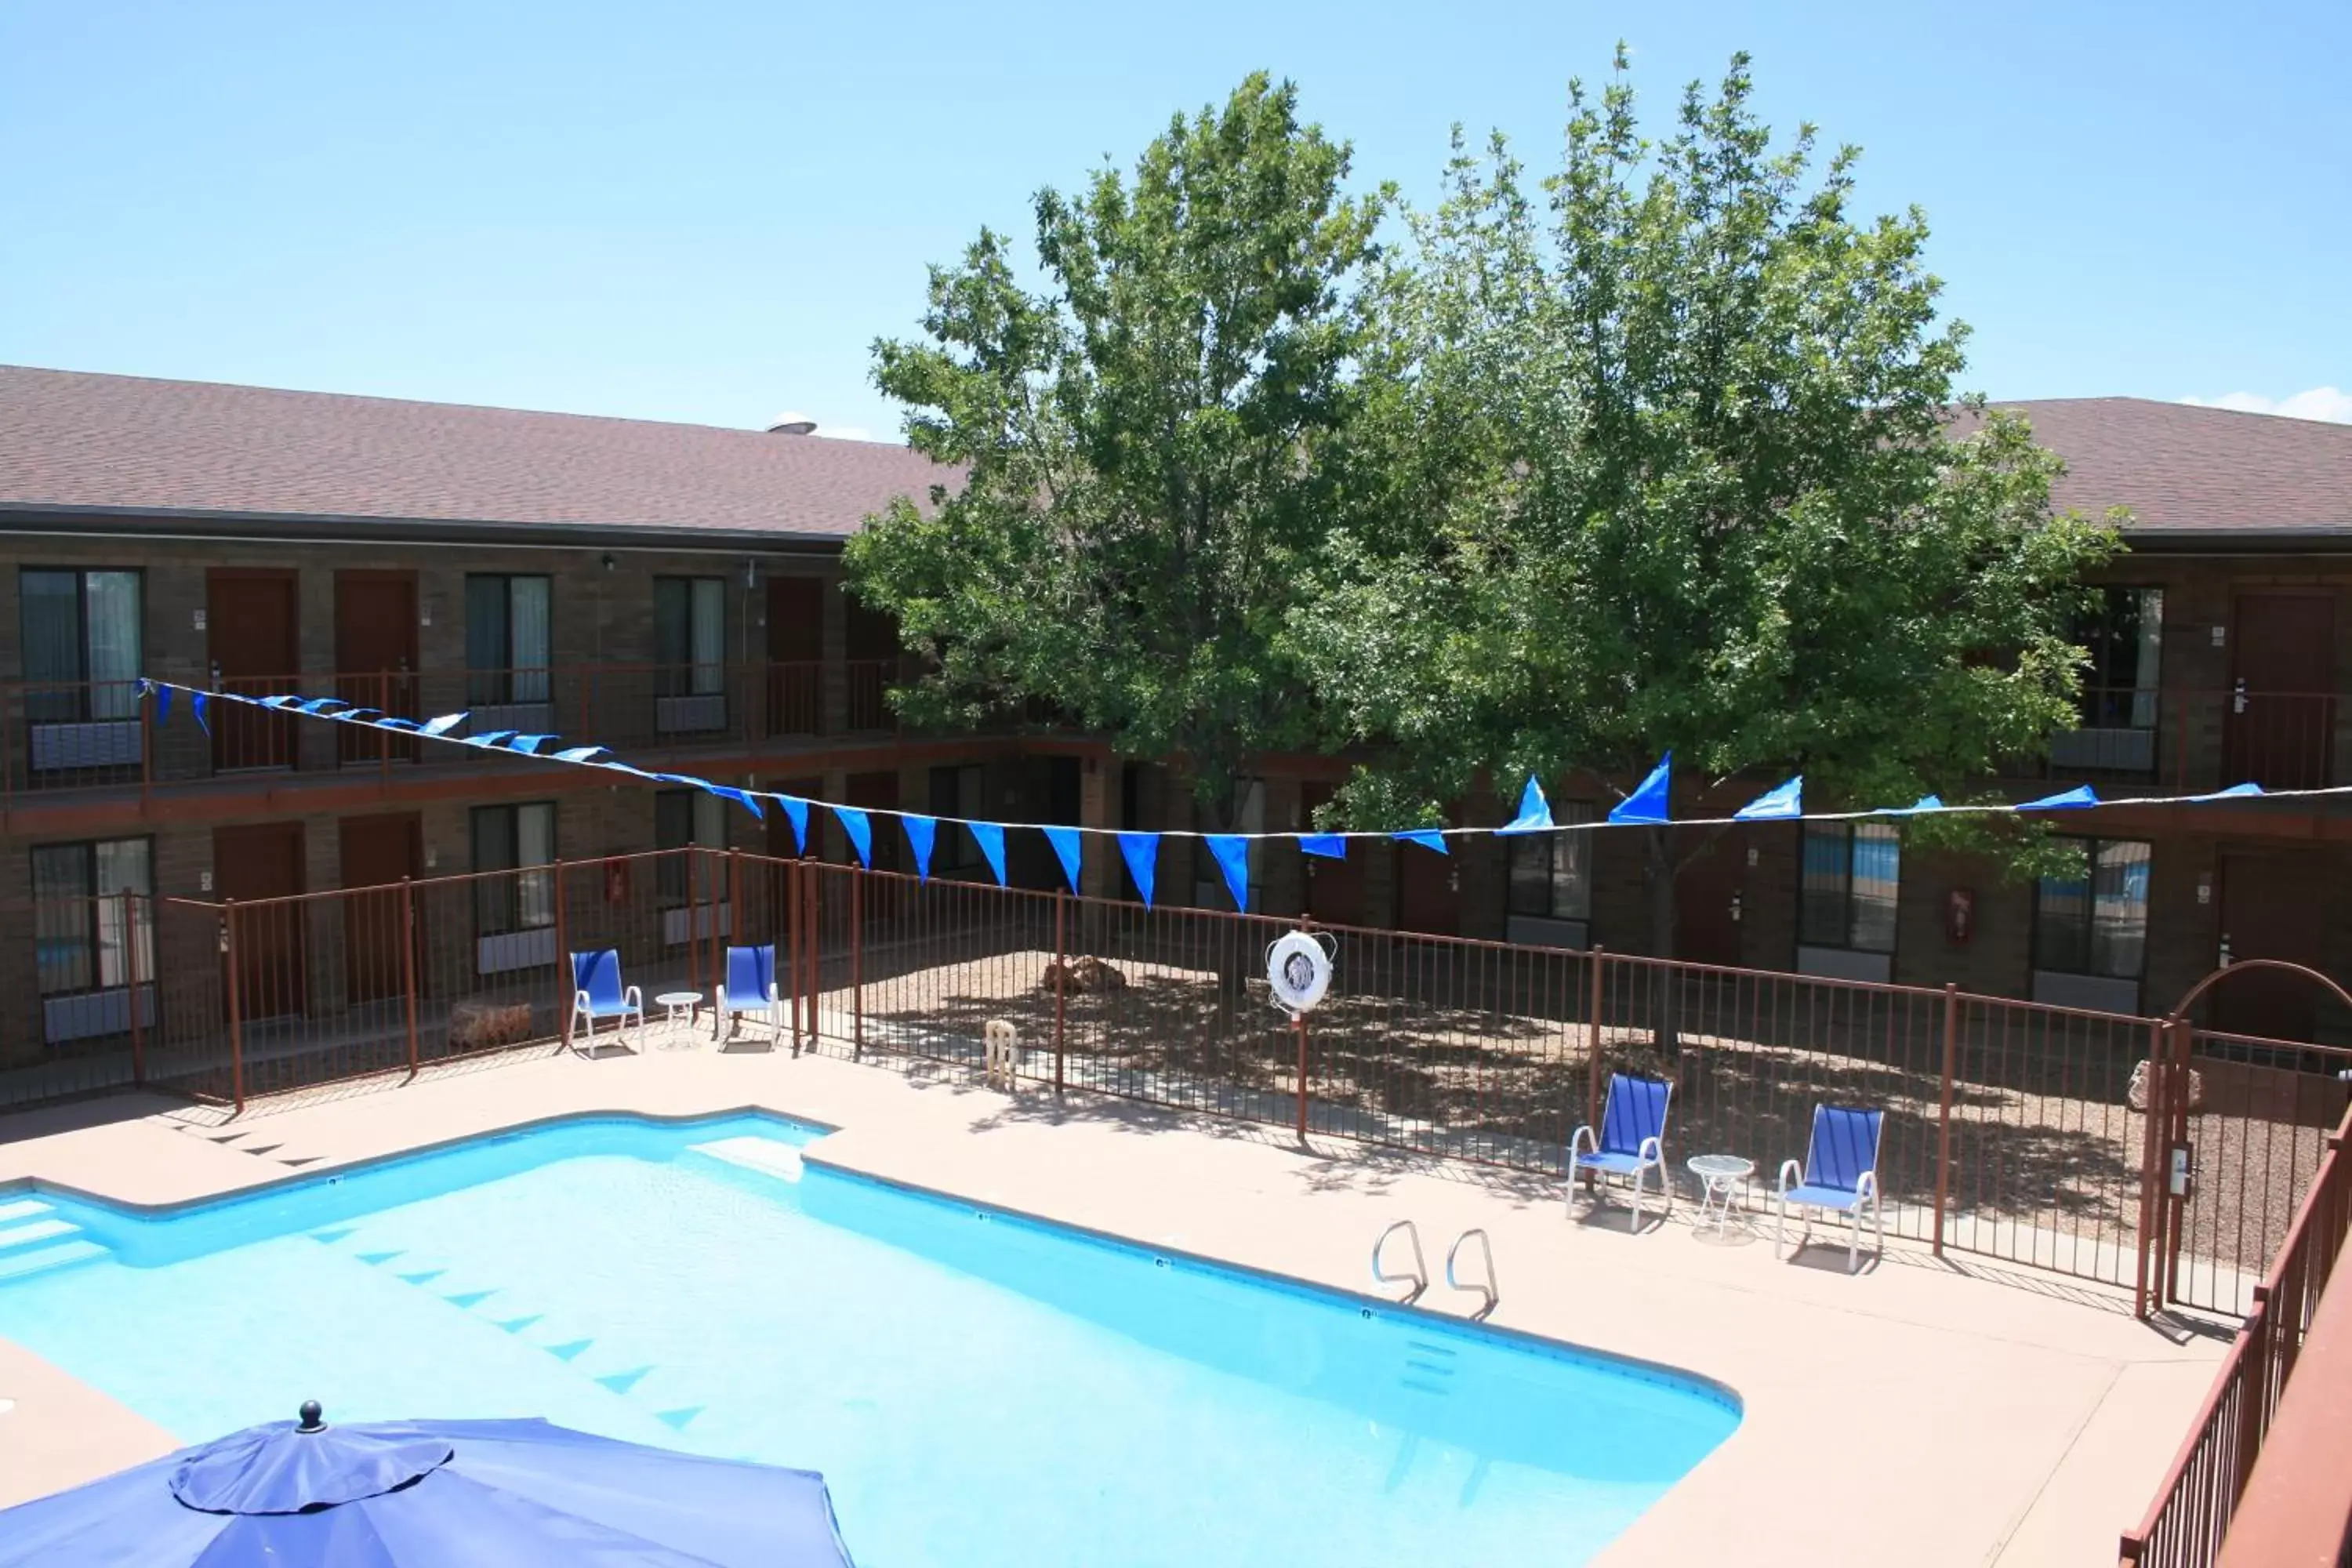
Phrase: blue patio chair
[
  {"left": 1569, "top": 1073, "right": 1674, "bottom": 1232},
  {"left": 715, "top": 943, "right": 782, "bottom": 1045},
  {"left": 568, "top": 948, "right": 644, "bottom": 1057},
  {"left": 1776, "top": 1104, "right": 1885, "bottom": 1272}
]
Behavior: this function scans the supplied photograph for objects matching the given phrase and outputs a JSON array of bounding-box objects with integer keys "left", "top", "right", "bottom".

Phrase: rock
[
  {"left": 2127, "top": 1058, "right": 2205, "bottom": 1113},
  {"left": 1038, "top": 956, "right": 1128, "bottom": 995},
  {"left": 449, "top": 999, "right": 535, "bottom": 1051}
]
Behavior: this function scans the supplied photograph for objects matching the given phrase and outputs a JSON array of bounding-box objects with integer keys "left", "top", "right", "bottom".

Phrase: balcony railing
[
  {"left": 2039, "top": 684, "right": 2342, "bottom": 793},
  {"left": 0, "top": 659, "right": 905, "bottom": 802}
]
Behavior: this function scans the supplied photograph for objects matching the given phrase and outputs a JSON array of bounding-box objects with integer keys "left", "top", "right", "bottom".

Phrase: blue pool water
[{"left": 0, "top": 1115, "right": 1737, "bottom": 1566}]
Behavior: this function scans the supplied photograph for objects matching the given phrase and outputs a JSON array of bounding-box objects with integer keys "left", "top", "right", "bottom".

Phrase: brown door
[
  {"left": 2214, "top": 851, "right": 2325, "bottom": 1042},
  {"left": 1300, "top": 781, "right": 1367, "bottom": 927},
  {"left": 1675, "top": 837, "right": 1745, "bottom": 967},
  {"left": 207, "top": 570, "right": 300, "bottom": 770},
  {"left": 216, "top": 822, "right": 307, "bottom": 1022},
  {"left": 843, "top": 593, "right": 898, "bottom": 731},
  {"left": 1396, "top": 834, "right": 1461, "bottom": 936},
  {"left": 339, "top": 815, "right": 421, "bottom": 1005},
  {"left": 766, "top": 577, "right": 825, "bottom": 735},
  {"left": 334, "top": 572, "right": 419, "bottom": 763},
  {"left": 2228, "top": 591, "right": 2335, "bottom": 789}
]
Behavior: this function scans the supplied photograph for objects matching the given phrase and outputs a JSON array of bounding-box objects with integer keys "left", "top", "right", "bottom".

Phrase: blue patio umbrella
[{"left": 0, "top": 1400, "right": 858, "bottom": 1566}]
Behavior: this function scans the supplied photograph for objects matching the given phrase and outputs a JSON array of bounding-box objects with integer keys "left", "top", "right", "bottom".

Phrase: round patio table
[
  {"left": 1686, "top": 1153, "right": 1755, "bottom": 1237},
  {"left": 654, "top": 991, "right": 702, "bottom": 1038}
]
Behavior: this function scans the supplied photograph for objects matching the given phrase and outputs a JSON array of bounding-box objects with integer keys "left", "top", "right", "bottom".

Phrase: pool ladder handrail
[
  {"left": 1372, "top": 1219, "right": 1428, "bottom": 1304},
  {"left": 1446, "top": 1228, "right": 1498, "bottom": 1321}
]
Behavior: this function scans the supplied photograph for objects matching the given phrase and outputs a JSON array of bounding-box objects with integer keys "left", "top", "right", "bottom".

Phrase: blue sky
[{"left": 4, "top": 1, "right": 2347, "bottom": 438}]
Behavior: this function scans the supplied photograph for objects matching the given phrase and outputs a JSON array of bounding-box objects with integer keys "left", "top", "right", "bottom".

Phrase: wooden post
[
  {"left": 552, "top": 858, "right": 571, "bottom": 1052},
  {"left": 851, "top": 869, "right": 864, "bottom": 1060},
  {"left": 1933, "top": 982, "right": 1958, "bottom": 1258},
  {"left": 122, "top": 887, "right": 146, "bottom": 1087},
  {"left": 1052, "top": 890, "right": 1069, "bottom": 1096},
  {"left": 223, "top": 900, "right": 245, "bottom": 1116},
  {"left": 400, "top": 876, "right": 420, "bottom": 1080}
]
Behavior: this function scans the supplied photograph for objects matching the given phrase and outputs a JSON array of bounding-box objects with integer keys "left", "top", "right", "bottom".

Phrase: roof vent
[{"left": 766, "top": 412, "right": 818, "bottom": 436}]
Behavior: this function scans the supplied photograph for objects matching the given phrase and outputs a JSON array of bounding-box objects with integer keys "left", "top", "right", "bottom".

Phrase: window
[
  {"left": 1799, "top": 822, "right": 1900, "bottom": 953},
  {"left": 472, "top": 802, "right": 557, "bottom": 935},
  {"left": 929, "top": 764, "right": 985, "bottom": 873},
  {"left": 2076, "top": 587, "right": 2163, "bottom": 728},
  {"left": 21, "top": 569, "right": 142, "bottom": 721},
  {"left": 655, "top": 789, "right": 728, "bottom": 906},
  {"left": 654, "top": 578, "right": 726, "bottom": 698},
  {"left": 1506, "top": 803, "right": 1596, "bottom": 921},
  {"left": 2034, "top": 837, "right": 2151, "bottom": 978},
  {"left": 464, "top": 575, "right": 552, "bottom": 705},
  {"left": 31, "top": 838, "right": 154, "bottom": 996}
]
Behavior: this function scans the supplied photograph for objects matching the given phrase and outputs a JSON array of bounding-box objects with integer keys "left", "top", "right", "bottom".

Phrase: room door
[
  {"left": 766, "top": 575, "right": 825, "bottom": 735},
  {"left": 1395, "top": 833, "right": 1461, "bottom": 936},
  {"left": 1673, "top": 836, "right": 1745, "bottom": 967},
  {"left": 207, "top": 570, "right": 300, "bottom": 770},
  {"left": 2214, "top": 851, "right": 2326, "bottom": 1043},
  {"left": 216, "top": 821, "right": 307, "bottom": 1022},
  {"left": 2227, "top": 591, "right": 2336, "bottom": 789},
  {"left": 843, "top": 593, "right": 898, "bottom": 731},
  {"left": 334, "top": 571, "right": 419, "bottom": 763},
  {"left": 339, "top": 814, "right": 422, "bottom": 1005},
  {"left": 1300, "top": 781, "right": 1368, "bottom": 928}
]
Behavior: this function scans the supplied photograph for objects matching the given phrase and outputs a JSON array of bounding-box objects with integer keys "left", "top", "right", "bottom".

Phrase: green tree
[
  {"left": 1294, "top": 51, "right": 2124, "bottom": 958},
  {"left": 845, "top": 73, "right": 1388, "bottom": 830}
]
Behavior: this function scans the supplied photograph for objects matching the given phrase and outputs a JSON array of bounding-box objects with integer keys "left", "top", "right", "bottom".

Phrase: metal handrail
[
  {"left": 1446, "top": 1229, "right": 1499, "bottom": 1320},
  {"left": 1373, "top": 1220, "right": 1426, "bottom": 1304}
]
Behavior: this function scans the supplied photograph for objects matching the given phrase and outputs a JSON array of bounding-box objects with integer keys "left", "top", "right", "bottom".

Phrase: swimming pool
[{"left": 0, "top": 1113, "right": 1737, "bottom": 1566}]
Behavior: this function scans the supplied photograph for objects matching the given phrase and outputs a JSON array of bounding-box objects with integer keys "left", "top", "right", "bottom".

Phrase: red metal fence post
[
  {"left": 2137, "top": 1016, "right": 2170, "bottom": 1319},
  {"left": 223, "top": 899, "right": 245, "bottom": 1116},
  {"left": 552, "top": 858, "right": 571, "bottom": 1052},
  {"left": 123, "top": 887, "right": 146, "bottom": 1087},
  {"left": 851, "top": 869, "right": 864, "bottom": 1060},
  {"left": 1294, "top": 1012, "right": 1311, "bottom": 1142},
  {"left": 400, "top": 875, "right": 420, "bottom": 1080},
  {"left": 1585, "top": 945, "right": 1606, "bottom": 1141},
  {"left": 2165, "top": 1017, "right": 2196, "bottom": 1307},
  {"left": 1934, "top": 982, "right": 1958, "bottom": 1258},
  {"left": 1052, "top": 889, "right": 1068, "bottom": 1095},
  {"left": 784, "top": 858, "right": 801, "bottom": 1052}
]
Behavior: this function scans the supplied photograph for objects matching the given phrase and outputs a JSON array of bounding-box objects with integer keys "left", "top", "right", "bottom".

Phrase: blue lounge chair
[
  {"left": 715, "top": 943, "right": 782, "bottom": 1045},
  {"left": 1776, "top": 1104, "right": 1885, "bottom": 1272},
  {"left": 1569, "top": 1073, "right": 1674, "bottom": 1232},
  {"left": 568, "top": 948, "right": 644, "bottom": 1056}
]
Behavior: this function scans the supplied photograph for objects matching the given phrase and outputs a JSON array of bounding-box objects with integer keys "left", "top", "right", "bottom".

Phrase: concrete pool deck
[{"left": 0, "top": 1040, "right": 2223, "bottom": 1565}]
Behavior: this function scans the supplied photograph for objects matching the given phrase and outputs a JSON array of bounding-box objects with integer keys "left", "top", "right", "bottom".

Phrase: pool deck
[{"left": 0, "top": 1038, "right": 2224, "bottom": 1565}]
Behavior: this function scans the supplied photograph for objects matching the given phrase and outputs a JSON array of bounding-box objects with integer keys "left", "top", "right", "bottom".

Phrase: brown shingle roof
[
  {"left": 0, "top": 370, "right": 2343, "bottom": 542},
  {"left": 1973, "top": 397, "right": 2352, "bottom": 536},
  {"left": 0, "top": 364, "right": 955, "bottom": 540}
]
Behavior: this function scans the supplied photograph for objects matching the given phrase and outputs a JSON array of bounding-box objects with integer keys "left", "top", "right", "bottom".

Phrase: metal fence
[
  {"left": 4, "top": 847, "right": 2347, "bottom": 1320},
  {"left": 2119, "top": 1096, "right": 2352, "bottom": 1567}
]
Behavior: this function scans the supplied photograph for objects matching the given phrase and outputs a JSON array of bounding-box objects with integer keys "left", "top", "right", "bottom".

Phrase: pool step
[
  {"left": 1399, "top": 1338, "right": 1459, "bottom": 1397},
  {"left": 0, "top": 1239, "right": 109, "bottom": 1282},
  {"left": 687, "top": 1138, "right": 804, "bottom": 1183},
  {"left": 0, "top": 1218, "right": 81, "bottom": 1251},
  {"left": 0, "top": 1198, "right": 56, "bottom": 1226}
]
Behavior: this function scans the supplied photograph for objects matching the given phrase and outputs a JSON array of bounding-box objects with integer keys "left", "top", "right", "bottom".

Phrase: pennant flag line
[
  {"left": 904, "top": 814, "right": 938, "bottom": 881},
  {"left": 833, "top": 806, "right": 873, "bottom": 868},
  {"left": 971, "top": 822, "right": 1009, "bottom": 887},
  {"left": 1609, "top": 753, "right": 1673, "bottom": 825},
  {"left": 1395, "top": 828, "right": 1448, "bottom": 854},
  {"left": 1205, "top": 834, "right": 1252, "bottom": 912},
  {"left": 1117, "top": 832, "right": 1160, "bottom": 907},
  {"left": 1497, "top": 778, "right": 1553, "bottom": 834},
  {"left": 1044, "top": 826, "right": 1083, "bottom": 892},
  {"left": 1734, "top": 775, "right": 1802, "bottom": 821}
]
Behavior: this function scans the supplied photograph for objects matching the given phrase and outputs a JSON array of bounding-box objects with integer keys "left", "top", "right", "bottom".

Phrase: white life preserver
[{"left": 1266, "top": 931, "right": 1334, "bottom": 1015}]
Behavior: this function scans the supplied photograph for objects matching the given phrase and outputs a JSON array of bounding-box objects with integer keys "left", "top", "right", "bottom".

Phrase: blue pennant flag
[
  {"left": 422, "top": 713, "right": 469, "bottom": 738},
  {"left": 506, "top": 734, "right": 557, "bottom": 755},
  {"left": 1735, "top": 775, "right": 1803, "bottom": 821},
  {"left": 1874, "top": 793, "right": 1944, "bottom": 815},
  {"left": 465, "top": 730, "right": 519, "bottom": 749},
  {"left": 153, "top": 682, "right": 171, "bottom": 727},
  {"left": 707, "top": 785, "right": 764, "bottom": 821},
  {"left": 1299, "top": 833, "right": 1347, "bottom": 859},
  {"left": 372, "top": 717, "right": 422, "bottom": 732},
  {"left": 191, "top": 691, "right": 209, "bottom": 735},
  {"left": 553, "top": 745, "right": 608, "bottom": 764},
  {"left": 335, "top": 708, "right": 384, "bottom": 727},
  {"left": 1205, "top": 834, "right": 1252, "bottom": 911},
  {"left": 2020, "top": 785, "right": 2099, "bottom": 811},
  {"left": 296, "top": 697, "right": 346, "bottom": 715},
  {"left": 1044, "top": 826, "right": 1083, "bottom": 892},
  {"left": 1497, "top": 777, "right": 1554, "bottom": 834},
  {"left": 833, "top": 805, "right": 873, "bottom": 868},
  {"left": 971, "top": 822, "right": 1008, "bottom": 886},
  {"left": 1117, "top": 832, "right": 1160, "bottom": 906},
  {"left": 779, "top": 797, "right": 811, "bottom": 855},
  {"left": 1609, "top": 753, "right": 1673, "bottom": 825},
  {"left": 2188, "top": 782, "right": 2264, "bottom": 801},
  {"left": 903, "top": 814, "right": 937, "bottom": 881},
  {"left": 1394, "top": 828, "right": 1448, "bottom": 854}
]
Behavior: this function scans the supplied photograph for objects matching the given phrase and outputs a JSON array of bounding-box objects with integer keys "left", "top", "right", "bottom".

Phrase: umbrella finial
[{"left": 296, "top": 1400, "right": 325, "bottom": 1433}]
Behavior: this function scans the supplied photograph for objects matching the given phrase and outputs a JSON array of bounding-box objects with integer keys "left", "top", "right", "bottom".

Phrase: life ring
[{"left": 1265, "top": 931, "right": 1334, "bottom": 1014}]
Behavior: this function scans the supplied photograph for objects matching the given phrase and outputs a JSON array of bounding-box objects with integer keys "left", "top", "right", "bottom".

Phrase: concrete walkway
[{"left": 0, "top": 1036, "right": 2226, "bottom": 1564}]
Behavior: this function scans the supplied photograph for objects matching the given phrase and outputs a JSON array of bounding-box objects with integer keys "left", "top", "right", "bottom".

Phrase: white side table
[
  {"left": 654, "top": 992, "right": 702, "bottom": 1039},
  {"left": 1686, "top": 1154, "right": 1755, "bottom": 1237}
]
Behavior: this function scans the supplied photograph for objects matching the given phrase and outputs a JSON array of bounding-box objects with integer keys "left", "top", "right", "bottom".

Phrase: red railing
[{"left": 2120, "top": 1097, "right": 2352, "bottom": 1566}]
